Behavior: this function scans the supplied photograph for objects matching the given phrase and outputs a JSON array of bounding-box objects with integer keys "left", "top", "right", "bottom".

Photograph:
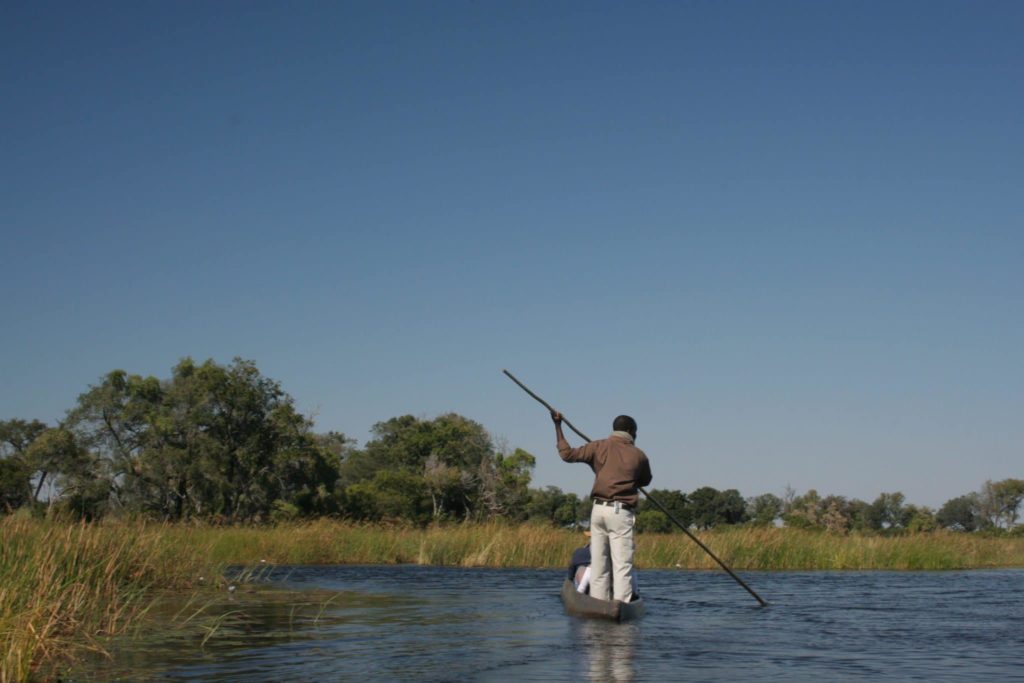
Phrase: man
[{"left": 552, "top": 411, "right": 652, "bottom": 603}]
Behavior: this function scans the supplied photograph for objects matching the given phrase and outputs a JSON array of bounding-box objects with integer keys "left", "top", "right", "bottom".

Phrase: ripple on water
[{"left": 60, "top": 567, "right": 1024, "bottom": 682}]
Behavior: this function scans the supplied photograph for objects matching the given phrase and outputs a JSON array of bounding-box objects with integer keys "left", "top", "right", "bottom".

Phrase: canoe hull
[{"left": 560, "top": 578, "right": 646, "bottom": 622}]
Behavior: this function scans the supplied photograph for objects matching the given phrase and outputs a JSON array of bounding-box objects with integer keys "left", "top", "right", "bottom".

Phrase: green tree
[
  {"left": 747, "top": 493, "right": 783, "bottom": 527},
  {"left": 782, "top": 492, "right": 863, "bottom": 533},
  {"left": 526, "top": 486, "right": 585, "bottom": 526},
  {"left": 635, "top": 509, "right": 671, "bottom": 533},
  {"left": 0, "top": 455, "right": 30, "bottom": 512},
  {"left": 64, "top": 358, "right": 341, "bottom": 521},
  {"left": 64, "top": 369, "right": 160, "bottom": 513},
  {"left": 359, "top": 414, "right": 493, "bottom": 474},
  {"left": 25, "top": 428, "right": 90, "bottom": 507},
  {"left": 936, "top": 494, "right": 980, "bottom": 531},
  {"left": 344, "top": 413, "right": 499, "bottom": 520},
  {"left": 904, "top": 505, "right": 937, "bottom": 533},
  {"left": 344, "top": 469, "right": 432, "bottom": 523},
  {"left": 638, "top": 489, "right": 691, "bottom": 529},
  {"left": 0, "top": 419, "right": 46, "bottom": 512},
  {"left": 868, "top": 492, "right": 906, "bottom": 530},
  {"left": 688, "top": 486, "right": 747, "bottom": 529},
  {"left": 688, "top": 486, "right": 720, "bottom": 529},
  {"left": 423, "top": 453, "right": 466, "bottom": 520},
  {"left": 978, "top": 479, "right": 1024, "bottom": 530},
  {"left": 845, "top": 499, "right": 874, "bottom": 531},
  {"left": 478, "top": 448, "right": 535, "bottom": 521},
  {"left": 783, "top": 489, "right": 823, "bottom": 529}
]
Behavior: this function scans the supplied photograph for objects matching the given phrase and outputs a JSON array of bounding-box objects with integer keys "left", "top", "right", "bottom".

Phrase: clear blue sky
[{"left": 3, "top": 1, "right": 1021, "bottom": 509}]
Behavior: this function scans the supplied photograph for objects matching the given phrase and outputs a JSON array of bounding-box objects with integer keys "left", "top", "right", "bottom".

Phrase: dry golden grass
[
  {"left": 637, "top": 526, "right": 1024, "bottom": 570},
  {"left": 177, "top": 520, "right": 1024, "bottom": 571}
]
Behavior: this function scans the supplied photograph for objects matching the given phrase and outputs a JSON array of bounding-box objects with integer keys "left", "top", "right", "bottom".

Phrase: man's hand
[{"left": 550, "top": 410, "right": 563, "bottom": 425}]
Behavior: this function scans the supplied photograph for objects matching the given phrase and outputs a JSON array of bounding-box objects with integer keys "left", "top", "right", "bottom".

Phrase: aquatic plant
[{"left": 0, "top": 516, "right": 219, "bottom": 683}]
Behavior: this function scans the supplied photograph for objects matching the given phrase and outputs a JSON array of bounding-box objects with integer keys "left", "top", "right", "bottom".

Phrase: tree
[
  {"left": 636, "top": 510, "right": 671, "bottom": 533},
  {"left": 782, "top": 489, "right": 822, "bottom": 529},
  {"left": 868, "top": 492, "right": 906, "bottom": 530},
  {"left": 904, "top": 505, "right": 937, "bottom": 533},
  {"left": 526, "top": 486, "right": 585, "bottom": 526},
  {"left": 0, "top": 419, "right": 46, "bottom": 512},
  {"left": 360, "top": 414, "right": 493, "bottom": 475},
  {"left": 747, "top": 493, "right": 782, "bottom": 527},
  {"left": 688, "top": 486, "right": 747, "bottom": 529},
  {"left": 344, "top": 470, "right": 432, "bottom": 524},
  {"left": 936, "top": 494, "right": 980, "bottom": 532},
  {"left": 63, "top": 358, "right": 343, "bottom": 522},
  {"left": 525, "top": 486, "right": 559, "bottom": 522},
  {"left": 845, "top": 499, "right": 874, "bottom": 532},
  {"left": 343, "top": 413, "right": 501, "bottom": 521},
  {"left": 423, "top": 454, "right": 464, "bottom": 520},
  {"left": 820, "top": 495, "right": 853, "bottom": 534},
  {"left": 64, "top": 369, "right": 159, "bottom": 513},
  {"left": 0, "top": 419, "right": 48, "bottom": 457},
  {"left": 25, "top": 428, "right": 89, "bottom": 506},
  {"left": 0, "top": 455, "right": 30, "bottom": 512},
  {"left": 478, "top": 448, "right": 535, "bottom": 521},
  {"left": 978, "top": 479, "right": 1024, "bottom": 530},
  {"left": 638, "top": 489, "right": 691, "bottom": 529}
]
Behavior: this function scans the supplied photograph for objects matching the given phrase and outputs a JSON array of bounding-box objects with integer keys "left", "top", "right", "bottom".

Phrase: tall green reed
[{"left": 0, "top": 516, "right": 220, "bottom": 683}]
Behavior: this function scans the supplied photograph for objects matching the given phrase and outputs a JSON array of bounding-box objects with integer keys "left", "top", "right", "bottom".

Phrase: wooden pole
[{"left": 503, "top": 369, "right": 769, "bottom": 608}]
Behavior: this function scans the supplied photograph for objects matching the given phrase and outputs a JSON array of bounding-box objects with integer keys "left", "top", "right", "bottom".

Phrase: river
[{"left": 66, "top": 566, "right": 1023, "bottom": 682}]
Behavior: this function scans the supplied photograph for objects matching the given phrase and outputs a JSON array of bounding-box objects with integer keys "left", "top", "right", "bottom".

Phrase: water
[{"left": 69, "top": 567, "right": 1023, "bottom": 682}]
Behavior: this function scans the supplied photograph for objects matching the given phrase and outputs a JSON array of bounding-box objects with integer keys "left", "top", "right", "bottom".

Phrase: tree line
[
  {"left": 1, "top": 358, "right": 1021, "bottom": 534},
  {"left": 634, "top": 483, "right": 1024, "bottom": 535}
]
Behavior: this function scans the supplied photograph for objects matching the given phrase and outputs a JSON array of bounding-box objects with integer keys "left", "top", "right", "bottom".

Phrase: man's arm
[
  {"left": 637, "top": 454, "right": 653, "bottom": 487},
  {"left": 551, "top": 410, "right": 566, "bottom": 444},
  {"left": 551, "top": 410, "right": 595, "bottom": 463}
]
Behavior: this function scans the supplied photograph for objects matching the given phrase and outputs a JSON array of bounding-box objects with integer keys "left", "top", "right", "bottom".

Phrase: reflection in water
[
  {"left": 577, "top": 619, "right": 638, "bottom": 683},
  {"left": 63, "top": 586, "right": 421, "bottom": 682},
  {"left": 58, "top": 566, "right": 1024, "bottom": 682}
]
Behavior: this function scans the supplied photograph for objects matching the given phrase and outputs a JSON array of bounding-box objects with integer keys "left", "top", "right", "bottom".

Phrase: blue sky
[{"left": 2, "top": 1, "right": 1021, "bottom": 509}]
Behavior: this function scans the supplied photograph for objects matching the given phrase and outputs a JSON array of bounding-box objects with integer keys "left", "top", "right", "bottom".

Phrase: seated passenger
[{"left": 569, "top": 542, "right": 593, "bottom": 594}]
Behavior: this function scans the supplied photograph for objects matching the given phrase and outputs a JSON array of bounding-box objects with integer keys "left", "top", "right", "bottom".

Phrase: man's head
[{"left": 612, "top": 415, "right": 637, "bottom": 439}]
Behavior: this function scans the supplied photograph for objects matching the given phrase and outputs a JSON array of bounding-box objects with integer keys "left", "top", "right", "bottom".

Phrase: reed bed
[
  {"left": 162, "top": 520, "right": 1024, "bottom": 571},
  {"left": 176, "top": 520, "right": 580, "bottom": 568},
  {"left": 4, "top": 518, "right": 1023, "bottom": 682},
  {"left": 637, "top": 526, "right": 1024, "bottom": 571},
  {"left": 0, "top": 516, "right": 220, "bottom": 683}
]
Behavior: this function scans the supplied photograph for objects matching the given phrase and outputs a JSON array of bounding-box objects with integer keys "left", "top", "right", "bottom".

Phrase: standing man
[{"left": 552, "top": 411, "right": 652, "bottom": 603}]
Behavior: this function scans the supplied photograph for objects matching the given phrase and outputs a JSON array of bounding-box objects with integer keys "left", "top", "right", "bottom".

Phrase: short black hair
[{"left": 612, "top": 415, "right": 637, "bottom": 433}]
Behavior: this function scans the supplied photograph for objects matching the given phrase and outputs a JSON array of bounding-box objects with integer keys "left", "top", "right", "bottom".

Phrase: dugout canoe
[{"left": 560, "top": 579, "right": 646, "bottom": 622}]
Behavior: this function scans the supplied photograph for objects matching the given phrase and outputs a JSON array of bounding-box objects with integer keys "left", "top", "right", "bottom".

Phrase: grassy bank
[
  {"left": 4, "top": 518, "right": 1023, "bottom": 681},
  {"left": 639, "top": 525, "right": 1024, "bottom": 571},
  {"left": 178, "top": 520, "right": 1024, "bottom": 571}
]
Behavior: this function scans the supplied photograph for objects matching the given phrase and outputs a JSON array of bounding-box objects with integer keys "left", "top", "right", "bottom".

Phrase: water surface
[{"left": 70, "top": 566, "right": 1023, "bottom": 682}]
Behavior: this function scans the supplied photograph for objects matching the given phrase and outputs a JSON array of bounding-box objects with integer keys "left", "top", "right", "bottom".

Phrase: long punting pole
[{"left": 503, "top": 369, "right": 769, "bottom": 608}]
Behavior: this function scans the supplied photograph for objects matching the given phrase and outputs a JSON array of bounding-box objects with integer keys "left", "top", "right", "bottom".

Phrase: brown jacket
[{"left": 558, "top": 432, "right": 652, "bottom": 508}]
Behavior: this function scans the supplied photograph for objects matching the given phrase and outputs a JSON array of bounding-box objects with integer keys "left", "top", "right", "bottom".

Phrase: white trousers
[{"left": 589, "top": 502, "right": 636, "bottom": 602}]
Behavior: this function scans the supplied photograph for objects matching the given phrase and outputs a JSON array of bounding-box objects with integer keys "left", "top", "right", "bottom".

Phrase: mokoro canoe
[{"left": 560, "top": 579, "right": 646, "bottom": 622}]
